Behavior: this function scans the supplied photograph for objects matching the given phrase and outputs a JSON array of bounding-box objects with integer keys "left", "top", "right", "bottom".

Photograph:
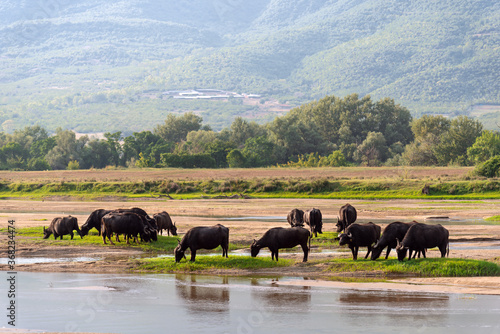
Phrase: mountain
[{"left": 0, "top": 0, "right": 498, "bottom": 134}]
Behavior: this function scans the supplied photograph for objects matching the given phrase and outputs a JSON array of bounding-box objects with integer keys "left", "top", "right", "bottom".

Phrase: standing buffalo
[
  {"left": 81, "top": 209, "right": 112, "bottom": 236},
  {"left": 101, "top": 212, "right": 151, "bottom": 245},
  {"left": 43, "top": 216, "right": 82, "bottom": 240},
  {"left": 338, "top": 222, "right": 381, "bottom": 260},
  {"left": 81, "top": 207, "right": 157, "bottom": 241},
  {"left": 396, "top": 223, "right": 449, "bottom": 261},
  {"left": 287, "top": 209, "right": 304, "bottom": 227},
  {"left": 336, "top": 204, "right": 357, "bottom": 233},
  {"left": 371, "top": 221, "right": 419, "bottom": 260},
  {"left": 251, "top": 227, "right": 310, "bottom": 262},
  {"left": 154, "top": 211, "right": 177, "bottom": 236},
  {"left": 304, "top": 208, "right": 323, "bottom": 237},
  {"left": 174, "top": 224, "right": 229, "bottom": 262}
]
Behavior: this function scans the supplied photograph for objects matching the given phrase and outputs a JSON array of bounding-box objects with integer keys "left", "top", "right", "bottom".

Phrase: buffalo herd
[{"left": 42, "top": 204, "right": 450, "bottom": 263}]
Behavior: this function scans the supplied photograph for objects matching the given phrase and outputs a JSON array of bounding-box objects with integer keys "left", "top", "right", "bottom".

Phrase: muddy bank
[{"left": 1, "top": 198, "right": 500, "bottom": 296}]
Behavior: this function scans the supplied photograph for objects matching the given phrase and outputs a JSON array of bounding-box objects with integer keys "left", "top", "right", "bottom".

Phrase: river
[{"left": 7, "top": 272, "right": 500, "bottom": 334}]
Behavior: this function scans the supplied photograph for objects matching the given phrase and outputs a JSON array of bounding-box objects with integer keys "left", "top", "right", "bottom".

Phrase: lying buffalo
[
  {"left": 43, "top": 216, "right": 82, "bottom": 240},
  {"left": 154, "top": 211, "right": 177, "bottom": 236},
  {"left": 287, "top": 208, "right": 304, "bottom": 227},
  {"left": 338, "top": 222, "right": 381, "bottom": 260},
  {"left": 304, "top": 208, "right": 323, "bottom": 237},
  {"left": 396, "top": 223, "right": 449, "bottom": 261},
  {"left": 174, "top": 224, "right": 229, "bottom": 262},
  {"left": 371, "top": 221, "right": 419, "bottom": 260},
  {"left": 336, "top": 203, "right": 357, "bottom": 233},
  {"left": 101, "top": 212, "right": 151, "bottom": 245},
  {"left": 251, "top": 227, "right": 310, "bottom": 262}
]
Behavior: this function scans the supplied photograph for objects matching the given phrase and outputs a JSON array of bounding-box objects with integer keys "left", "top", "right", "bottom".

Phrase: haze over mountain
[{"left": 0, "top": 0, "right": 498, "bottom": 134}]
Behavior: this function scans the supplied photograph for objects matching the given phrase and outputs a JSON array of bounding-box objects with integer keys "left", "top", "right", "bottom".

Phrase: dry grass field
[{"left": 0, "top": 166, "right": 473, "bottom": 183}]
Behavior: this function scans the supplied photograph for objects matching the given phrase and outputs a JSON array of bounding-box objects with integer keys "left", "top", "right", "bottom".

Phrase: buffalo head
[
  {"left": 250, "top": 239, "right": 260, "bottom": 257},
  {"left": 335, "top": 217, "right": 344, "bottom": 232},
  {"left": 338, "top": 233, "right": 352, "bottom": 246},
  {"left": 43, "top": 226, "right": 51, "bottom": 239},
  {"left": 174, "top": 240, "right": 186, "bottom": 262},
  {"left": 170, "top": 222, "right": 178, "bottom": 236},
  {"left": 395, "top": 238, "right": 408, "bottom": 261}
]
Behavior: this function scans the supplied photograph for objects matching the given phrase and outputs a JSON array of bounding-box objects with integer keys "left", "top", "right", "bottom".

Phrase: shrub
[{"left": 474, "top": 156, "right": 500, "bottom": 178}]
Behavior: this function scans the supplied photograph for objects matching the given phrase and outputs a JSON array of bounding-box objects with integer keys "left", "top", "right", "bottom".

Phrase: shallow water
[
  {"left": 0, "top": 256, "right": 99, "bottom": 265},
  {"left": 8, "top": 272, "right": 500, "bottom": 334}
]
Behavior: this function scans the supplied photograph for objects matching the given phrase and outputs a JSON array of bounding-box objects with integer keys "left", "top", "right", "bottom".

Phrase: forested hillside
[{"left": 0, "top": 0, "right": 498, "bottom": 133}]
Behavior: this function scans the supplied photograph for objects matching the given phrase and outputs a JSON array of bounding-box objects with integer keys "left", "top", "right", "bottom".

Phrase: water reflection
[
  {"left": 250, "top": 277, "right": 312, "bottom": 311},
  {"left": 175, "top": 274, "right": 230, "bottom": 314}
]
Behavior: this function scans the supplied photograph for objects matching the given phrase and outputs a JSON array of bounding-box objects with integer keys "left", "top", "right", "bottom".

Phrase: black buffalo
[
  {"left": 338, "top": 222, "right": 381, "bottom": 260},
  {"left": 396, "top": 223, "right": 449, "bottom": 261},
  {"left": 174, "top": 224, "right": 229, "bottom": 262},
  {"left": 154, "top": 211, "right": 177, "bottom": 236},
  {"left": 251, "top": 227, "right": 310, "bottom": 262},
  {"left": 287, "top": 208, "right": 304, "bottom": 227},
  {"left": 81, "top": 207, "right": 157, "bottom": 241},
  {"left": 43, "top": 216, "right": 82, "bottom": 240},
  {"left": 101, "top": 212, "right": 151, "bottom": 245},
  {"left": 336, "top": 204, "right": 357, "bottom": 233},
  {"left": 81, "top": 209, "right": 112, "bottom": 236},
  {"left": 371, "top": 221, "right": 419, "bottom": 260},
  {"left": 304, "top": 208, "right": 323, "bottom": 237}
]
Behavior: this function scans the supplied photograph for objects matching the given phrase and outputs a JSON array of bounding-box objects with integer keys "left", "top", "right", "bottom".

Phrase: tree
[
  {"left": 227, "top": 149, "right": 246, "bottom": 168},
  {"left": 355, "top": 132, "right": 388, "bottom": 166},
  {"left": 433, "top": 116, "right": 483, "bottom": 165},
  {"left": 45, "top": 128, "right": 88, "bottom": 170},
  {"left": 467, "top": 130, "right": 500, "bottom": 165},
  {"left": 242, "top": 136, "right": 276, "bottom": 167},
  {"left": 229, "top": 117, "right": 265, "bottom": 147},
  {"left": 402, "top": 115, "right": 451, "bottom": 166},
  {"left": 154, "top": 112, "right": 206, "bottom": 143}
]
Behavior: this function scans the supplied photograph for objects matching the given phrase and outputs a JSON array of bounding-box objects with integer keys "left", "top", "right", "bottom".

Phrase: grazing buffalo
[
  {"left": 81, "top": 207, "right": 157, "bottom": 241},
  {"left": 287, "top": 208, "right": 304, "bottom": 227},
  {"left": 338, "top": 222, "right": 381, "bottom": 260},
  {"left": 251, "top": 227, "right": 310, "bottom": 262},
  {"left": 304, "top": 208, "right": 323, "bottom": 237},
  {"left": 174, "top": 224, "right": 229, "bottom": 262},
  {"left": 396, "top": 223, "right": 449, "bottom": 261},
  {"left": 336, "top": 204, "right": 357, "bottom": 233},
  {"left": 154, "top": 211, "right": 177, "bottom": 236},
  {"left": 81, "top": 209, "right": 112, "bottom": 236},
  {"left": 101, "top": 212, "right": 151, "bottom": 245},
  {"left": 43, "top": 216, "right": 82, "bottom": 240},
  {"left": 371, "top": 221, "right": 419, "bottom": 260}
]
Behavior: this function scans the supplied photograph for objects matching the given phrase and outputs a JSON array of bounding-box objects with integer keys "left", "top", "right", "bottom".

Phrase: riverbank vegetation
[
  {"left": 2, "top": 94, "right": 499, "bottom": 175},
  {"left": 2, "top": 173, "right": 500, "bottom": 200}
]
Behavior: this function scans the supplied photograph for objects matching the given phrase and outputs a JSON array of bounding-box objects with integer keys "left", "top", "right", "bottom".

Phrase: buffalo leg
[
  {"left": 107, "top": 232, "right": 115, "bottom": 245},
  {"left": 190, "top": 250, "right": 197, "bottom": 262},
  {"left": 70, "top": 232, "right": 74, "bottom": 240},
  {"left": 350, "top": 246, "right": 358, "bottom": 260},
  {"left": 365, "top": 246, "right": 372, "bottom": 259},
  {"left": 385, "top": 247, "right": 391, "bottom": 259},
  {"left": 301, "top": 243, "right": 308, "bottom": 262},
  {"left": 422, "top": 249, "right": 426, "bottom": 258}
]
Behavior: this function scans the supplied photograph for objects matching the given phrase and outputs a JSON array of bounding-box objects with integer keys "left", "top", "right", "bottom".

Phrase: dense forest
[
  {"left": 0, "top": 0, "right": 499, "bottom": 133},
  {"left": 2, "top": 94, "right": 498, "bottom": 176}
]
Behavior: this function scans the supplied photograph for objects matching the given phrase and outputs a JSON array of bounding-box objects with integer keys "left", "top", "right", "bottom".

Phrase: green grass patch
[
  {"left": 485, "top": 215, "right": 500, "bottom": 222},
  {"left": 310, "top": 231, "right": 339, "bottom": 248},
  {"left": 326, "top": 258, "right": 500, "bottom": 277},
  {"left": 136, "top": 255, "right": 293, "bottom": 273},
  {"left": 3, "top": 178, "right": 500, "bottom": 200}
]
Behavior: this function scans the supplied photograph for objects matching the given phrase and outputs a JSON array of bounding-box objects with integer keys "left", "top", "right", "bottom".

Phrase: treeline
[{"left": 0, "top": 94, "right": 497, "bottom": 174}]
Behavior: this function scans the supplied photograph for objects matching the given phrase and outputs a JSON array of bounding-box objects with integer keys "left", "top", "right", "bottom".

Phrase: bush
[{"left": 474, "top": 156, "right": 500, "bottom": 178}]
